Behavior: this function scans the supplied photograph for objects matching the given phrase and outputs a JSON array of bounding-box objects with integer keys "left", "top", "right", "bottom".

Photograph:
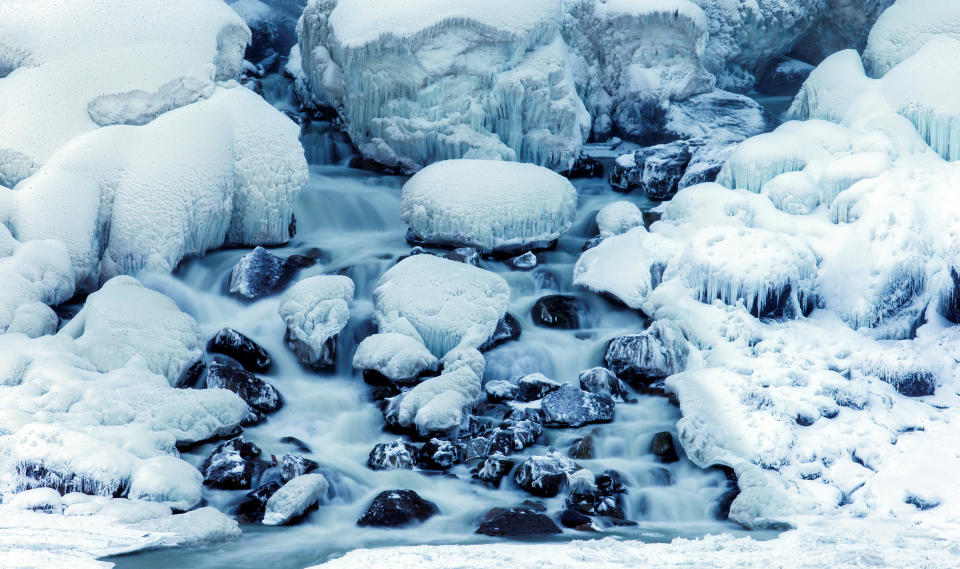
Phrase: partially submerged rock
[{"left": 356, "top": 490, "right": 439, "bottom": 528}]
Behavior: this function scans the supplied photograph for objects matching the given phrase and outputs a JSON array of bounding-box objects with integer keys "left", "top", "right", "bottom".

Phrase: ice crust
[
  {"left": 278, "top": 275, "right": 355, "bottom": 366},
  {"left": 352, "top": 333, "right": 439, "bottom": 383},
  {"left": 863, "top": 0, "right": 960, "bottom": 77}
]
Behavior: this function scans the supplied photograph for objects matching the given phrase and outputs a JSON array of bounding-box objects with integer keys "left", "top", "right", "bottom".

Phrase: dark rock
[
  {"left": 560, "top": 508, "right": 592, "bottom": 528},
  {"left": 650, "top": 432, "right": 679, "bottom": 463},
  {"left": 516, "top": 373, "right": 561, "bottom": 402},
  {"left": 568, "top": 433, "right": 595, "bottom": 459},
  {"left": 205, "top": 363, "right": 281, "bottom": 424},
  {"left": 485, "top": 380, "right": 519, "bottom": 403},
  {"left": 596, "top": 470, "right": 627, "bottom": 496},
  {"left": 604, "top": 323, "right": 689, "bottom": 386},
  {"left": 609, "top": 141, "right": 692, "bottom": 200},
  {"left": 228, "top": 246, "right": 315, "bottom": 299},
  {"left": 445, "top": 247, "right": 480, "bottom": 266},
  {"left": 177, "top": 360, "right": 205, "bottom": 388},
  {"left": 417, "top": 438, "right": 459, "bottom": 470},
  {"left": 480, "top": 313, "right": 522, "bottom": 351},
  {"left": 565, "top": 153, "right": 603, "bottom": 179},
  {"left": 939, "top": 268, "right": 960, "bottom": 324},
  {"left": 279, "top": 436, "right": 312, "bottom": 453},
  {"left": 755, "top": 56, "right": 814, "bottom": 96},
  {"left": 201, "top": 437, "right": 271, "bottom": 490},
  {"left": 236, "top": 481, "right": 281, "bottom": 523},
  {"left": 471, "top": 454, "right": 514, "bottom": 487},
  {"left": 795, "top": 413, "right": 817, "bottom": 427},
  {"left": 476, "top": 503, "right": 561, "bottom": 537},
  {"left": 507, "top": 252, "right": 537, "bottom": 271},
  {"left": 541, "top": 385, "right": 615, "bottom": 427},
  {"left": 356, "top": 489, "right": 439, "bottom": 528},
  {"left": 367, "top": 439, "right": 417, "bottom": 471},
  {"left": 578, "top": 367, "right": 631, "bottom": 401},
  {"left": 905, "top": 495, "right": 940, "bottom": 511},
  {"left": 531, "top": 294, "right": 586, "bottom": 329},
  {"left": 279, "top": 454, "right": 319, "bottom": 482},
  {"left": 514, "top": 453, "right": 577, "bottom": 498},
  {"left": 206, "top": 327, "right": 272, "bottom": 372},
  {"left": 713, "top": 465, "right": 740, "bottom": 520}
]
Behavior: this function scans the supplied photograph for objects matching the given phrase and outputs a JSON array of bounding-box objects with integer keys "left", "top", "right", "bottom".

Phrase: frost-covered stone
[
  {"left": 596, "top": 201, "right": 643, "bottom": 239},
  {"left": 604, "top": 321, "right": 690, "bottom": 385},
  {"left": 352, "top": 333, "right": 438, "bottom": 383},
  {"left": 298, "top": 0, "right": 589, "bottom": 172},
  {"left": 229, "top": 247, "right": 314, "bottom": 300},
  {"left": 401, "top": 160, "right": 577, "bottom": 254},
  {"left": 59, "top": 276, "right": 202, "bottom": 386},
  {"left": 278, "top": 275, "right": 354, "bottom": 368},
  {"left": 417, "top": 439, "right": 459, "bottom": 471},
  {"left": 204, "top": 363, "right": 282, "bottom": 424},
  {"left": 862, "top": 0, "right": 960, "bottom": 77},
  {"left": 540, "top": 384, "right": 615, "bottom": 428},
  {"left": 514, "top": 453, "right": 578, "bottom": 498},
  {"left": 367, "top": 440, "right": 417, "bottom": 471},
  {"left": 262, "top": 473, "right": 329, "bottom": 526},
  {"left": 485, "top": 380, "right": 519, "bottom": 403},
  {"left": 206, "top": 327, "right": 272, "bottom": 372},
  {"left": 516, "top": 373, "right": 562, "bottom": 402},
  {"left": 471, "top": 454, "right": 514, "bottom": 487},
  {"left": 578, "top": 367, "right": 630, "bottom": 402},
  {"left": 476, "top": 502, "right": 561, "bottom": 537},
  {"left": 444, "top": 247, "right": 480, "bottom": 267},
  {"left": 373, "top": 255, "right": 510, "bottom": 358},
  {"left": 127, "top": 456, "right": 203, "bottom": 511},
  {"left": 279, "top": 454, "right": 319, "bottom": 483},
  {"left": 507, "top": 252, "right": 538, "bottom": 271},
  {"left": 201, "top": 437, "right": 270, "bottom": 490},
  {"left": 356, "top": 490, "right": 439, "bottom": 528},
  {"left": 386, "top": 354, "right": 484, "bottom": 434},
  {"left": 531, "top": 294, "right": 587, "bottom": 330}
]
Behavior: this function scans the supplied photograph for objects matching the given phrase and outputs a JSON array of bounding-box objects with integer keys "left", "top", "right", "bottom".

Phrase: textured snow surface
[
  {"left": 277, "top": 275, "right": 354, "bottom": 365},
  {"left": 402, "top": 160, "right": 578, "bottom": 252},
  {"left": 863, "top": 0, "right": 960, "bottom": 77},
  {"left": 387, "top": 348, "right": 485, "bottom": 434},
  {"left": 352, "top": 333, "right": 439, "bottom": 382},
  {"left": 262, "top": 473, "right": 329, "bottom": 526},
  {"left": 373, "top": 255, "right": 510, "bottom": 358}
]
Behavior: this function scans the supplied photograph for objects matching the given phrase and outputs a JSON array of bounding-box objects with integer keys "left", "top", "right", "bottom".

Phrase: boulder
[
  {"left": 229, "top": 246, "right": 315, "bottom": 299},
  {"left": 367, "top": 440, "right": 417, "bottom": 471},
  {"left": 206, "top": 327, "right": 272, "bottom": 372},
  {"left": 650, "top": 432, "right": 680, "bottom": 463},
  {"left": 356, "top": 490, "right": 439, "bottom": 528},
  {"left": 279, "top": 453, "right": 319, "bottom": 482},
  {"left": 541, "top": 385, "right": 615, "bottom": 427},
  {"left": 204, "top": 363, "right": 281, "bottom": 425},
  {"left": 516, "top": 373, "right": 562, "bottom": 402},
  {"left": 531, "top": 295, "right": 586, "bottom": 329},
  {"left": 578, "top": 367, "right": 630, "bottom": 401},
  {"left": 262, "top": 473, "right": 329, "bottom": 526},
  {"left": 201, "top": 437, "right": 270, "bottom": 490},
  {"left": 476, "top": 502, "right": 561, "bottom": 537},
  {"left": 514, "top": 453, "right": 577, "bottom": 498},
  {"left": 417, "top": 438, "right": 459, "bottom": 470}
]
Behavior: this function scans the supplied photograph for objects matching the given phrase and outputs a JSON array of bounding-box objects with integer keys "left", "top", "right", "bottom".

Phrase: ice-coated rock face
[
  {"left": 278, "top": 275, "right": 354, "bottom": 367},
  {"left": 540, "top": 384, "right": 615, "bottom": 427},
  {"left": 352, "top": 333, "right": 439, "bottom": 383},
  {"left": 58, "top": 276, "right": 202, "bottom": 386},
  {"left": 373, "top": 255, "right": 510, "bottom": 358},
  {"left": 791, "top": 0, "right": 894, "bottom": 66},
  {"left": 514, "top": 453, "right": 578, "bottom": 498},
  {"left": 262, "top": 473, "right": 329, "bottom": 526},
  {"left": 596, "top": 201, "right": 643, "bottom": 239},
  {"left": 862, "top": 0, "right": 960, "bottom": 77},
  {"left": 401, "top": 160, "right": 578, "bottom": 253},
  {"left": 297, "top": 0, "right": 589, "bottom": 173},
  {"left": 604, "top": 322, "right": 691, "bottom": 385}
]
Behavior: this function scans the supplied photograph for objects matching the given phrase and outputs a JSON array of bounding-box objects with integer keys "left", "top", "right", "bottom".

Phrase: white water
[{"left": 106, "top": 76, "right": 755, "bottom": 569}]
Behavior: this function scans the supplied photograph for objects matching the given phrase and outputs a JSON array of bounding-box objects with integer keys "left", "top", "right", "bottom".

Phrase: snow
[
  {"left": 387, "top": 349, "right": 484, "bottom": 434},
  {"left": 262, "top": 472, "right": 329, "bottom": 526},
  {"left": 401, "top": 160, "right": 578, "bottom": 253},
  {"left": 352, "top": 333, "right": 439, "bottom": 383},
  {"left": 595, "top": 201, "right": 643, "bottom": 239},
  {"left": 277, "top": 275, "right": 355, "bottom": 366},
  {"left": 863, "top": 0, "right": 960, "bottom": 77},
  {"left": 0, "top": 232, "right": 74, "bottom": 335},
  {"left": 59, "top": 276, "right": 203, "bottom": 386},
  {"left": 126, "top": 456, "right": 203, "bottom": 511},
  {"left": 373, "top": 255, "right": 510, "bottom": 358}
]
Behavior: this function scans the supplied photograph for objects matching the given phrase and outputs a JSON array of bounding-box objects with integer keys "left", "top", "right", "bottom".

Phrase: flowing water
[{"left": 107, "top": 73, "right": 772, "bottom": 568}]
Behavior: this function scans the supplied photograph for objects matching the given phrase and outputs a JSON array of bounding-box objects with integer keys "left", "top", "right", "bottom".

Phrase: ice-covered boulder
[
  {"left": 0, "top": 229, "right": 74, "bottom": 335},
  {"left": 201, "top": 437, "right": 271, "bottom": 490},
  {"left": 862, "top": 0, "right": 960, "bottom": 77},
  {"left": 262, "top": 473, "right": 329, "bottom": 526},
  {"left": 204, "top": 363, "right": 282, "bottom": 424},
  {"left": 540, "top": 384, "right": 615, "bottom": 428},
  {"left": 791, "top": 0, "right": 894, "bottom": 66},
  {"left": 604, "top": 321, "right": 691, "bottom": 385},
  {"left": 595, "top": 201, "right": 643, "bottom": 239},
  {"left": 373, "top": 255, "right": 510, "bottom": 358},
  {"left": 352, "top": 333, "right": 438, "bottom": 383},
  {"left": 228, "top": 247, "right": 315, "bottom": 300},
  {"left": 58, "top": 276, "right": 203, "bottom": 386},
  {"left": 367, "top": 439, "right": 417, "bottom": 471},
  {"left": 401, "top": 160, "right": 577, "bottom": 253},
  {"left": 297, "top": 0, "right": 589, "bottom": 173},
  {"left": 514, "top": 453, "right": 578, "bottom": 498},
  {"left": 278, "top": 275, "right": 354, "bottom": 368}
]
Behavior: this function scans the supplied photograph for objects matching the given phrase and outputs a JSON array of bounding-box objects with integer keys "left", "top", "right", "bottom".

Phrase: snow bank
[
  {"left": 373, "top": 255, "right": 510, "bottom": 358},
  {"left": 0, "top": 229, "right": 74, "bottom": 335},
  {"left": 863, "top": 0, "right": 960, "bottom": 77},
  {"left": 401, "top": 160, "right": 577, "bottom": 253}
]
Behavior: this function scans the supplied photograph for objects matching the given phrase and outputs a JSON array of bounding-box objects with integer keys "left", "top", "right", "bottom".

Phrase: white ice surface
[
  {"left": 262, "top": 473, "right": 329, "bottom": 526},
  {"left": 863, "top": 0, "right": 960, "bottom": 77},
  {"left": 277, "top": 275, "right": 354, "bottom": 365},
  {"left": 352, "top": 333, "right": 439, "bottom": 382}
]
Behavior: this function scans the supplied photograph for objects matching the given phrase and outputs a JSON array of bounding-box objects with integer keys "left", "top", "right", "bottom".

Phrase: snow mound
[
  {"left": 262, "top": 473, "right": 329, "bottom": 526},
  {"left": 298, "top": 0, "right": 588, "bottom": 172},
  {"left": 595, "top": 201, "right": 643, "bottom": 239},
  {"left": 278, "top": 275, "right": 354, "bottom": 367},
  {"left": 373, "top": 255, "right": 510, "bottom": 358},
  {"left": 352, "top": 333, "right": 439, "bottom": 383},
  {"left": 59, "top": 276, "right": 202, "bottom": 386},
  {"left": 0, "top": 230, "right": 74, "bottom": 335},
  {"left": 401, "top": 160, "right": 578, "bottom": 253},
  {"left": 387, "top": 349, "right": 484, "bottom": 434},
  {"left": 863, "top": 0, "right": 960, "bottom": 77}
]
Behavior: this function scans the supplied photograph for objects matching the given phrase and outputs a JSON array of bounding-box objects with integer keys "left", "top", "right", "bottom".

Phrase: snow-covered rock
[
  {"left": 540, "top": 384, "right": 615, "bottom": 427},
  {"left": 352, "top": 333, "right": 438, "bottom": 383},
  {"left": 373, "top": 255, "right": 510, "bottom": 358},
  {"left": 0, "top": 231, "right": 74, "bottom": 335},
  {"left": 402, "top": 160, "right": 577, "bottom": 253},
  {"left": 386, "top": 349, "right": 485, "bottom": 434},
  {"left": 514, "top": 452, "right": 578, "bottom": 498},
  {"left": 297, "top": 0, "right": 589, "bottom": 173},
  {"left": 367, "top": 439, "right": 417, "bottom": 471},
  {"left": 863, "top": 0, "right": 960, "bottom": 77},
  {"left": 595, "top": 201, "right": 643, "bottom": 239},
  {"left": 278, "top": 275, "right": 354, "bottom": 367},
  {"left": 262, "top": 473, "right": 329, "bottom": 526}
]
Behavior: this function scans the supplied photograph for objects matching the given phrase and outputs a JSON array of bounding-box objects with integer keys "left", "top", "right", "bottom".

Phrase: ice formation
[
  {"left": 0, "top": 227, "right": 74, "bottom": 335},
  {"left": 262, "top": 473, "right": 330, "bottom": 526},
  {"left": 595, "top": 201, "right": 643, "bottom": 239},
  {"left": 401, "top": 160, "right": 578, "bottom": 253},
  {"left": 386, "top": 352, "right": 485, "bottom": 434},
  {"left": 352, "top": 333, "right": 439, "bottom": 383},
  {"left": 863, "top": 0, "right": 960, "bottom": 77},
  {"left": 278, "top": 275, "right": 355, "bottom": 366},
  {"left": 373, "top": 255, "right": 510, "bottom": 358}
]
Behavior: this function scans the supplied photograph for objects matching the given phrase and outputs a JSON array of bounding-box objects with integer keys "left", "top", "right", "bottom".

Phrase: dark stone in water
[
  {"left": 417, "top": 438, "right": 459, "bottom": 470},
  {"left": 480, "top": 313, "right": 522, "bottom": 351},
  {"left": 650, "top": 431, "right": 679, "bottom": 463},
  {"left": 531, "top": 294, "right": 586, "bottom": 329},
  {"left": 541, "top": 385, "right": 615, "bottom": 427},
  {"left": 514, "top": 453, "right": 577, "bottom": 498},
  {"left": 177, "top": 359, "right": 205, "bottom": 388},
  {"left": 236, "top": 481, "right": 281, "bottom": 523},
  {"left": 205, "top": 363, "right": 281, "bottom": 424},
  {"left": 279, "top": 454, "right": 319, "bottom": 482},
  {"left": 565, "top": 153, "right": 603, "bottom": 179},
  {"left": 578, "top": 367, "right": 631, "bottom": 402},
  {"left": 476, "top": 502, "right": 561, "bottom": 537},
  {"left": 367, "top": 439, "right": 417, "bottom": 471},
  {"left": 568, "top": 433, "right": 596, "bottom": 459},
  {"left": 444, "top": 247, "right": 480, "bottom": 266},
  {"left": 471, "top": 454, "right": 514, "bottom": 487},
  {"left": 516, "top": 373, "right": 561, "bottom": 402},
  {"left": 201, "top": 437, "right": 271, "bottom": 490},
  {"left": 560, "top": 508, "right": 592, "bottom": 529},
  {"left": 228, "top": 246, "right": 316, "bottom": 300},
  {"left": 604, "top": 325, "right": 688, "bottom": 386},
  {"left": 357, "top": 489, "right": 439, "bottom": 528},
  {"left": 279, "top": 436, "right": 312, "bottom": 453},
  {"left": 206, "top": 327, "right": 272, "bottom": 372},
  {"left": 609, "top": 141, "right": 692, "bottom": 201}
]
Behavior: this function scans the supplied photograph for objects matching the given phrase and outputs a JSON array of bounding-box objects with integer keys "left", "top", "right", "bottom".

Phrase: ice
[
  {"left": 596, "top": 201, "right": 643, "bottom": 239},
  {"left": 373, "top": 255, "right": 510, "bottom": 358},
  {"left": 352, "top": 333, "right": 439, "bottom": 383},
  {"left": 59, "top": 276, "right": 202, "bottom": 386},
  {"left": 277, "top": 275, "right": 354, "bottom": 367},
  {"left": 387, "top": 355, "right": 483, "bottom": 435},
  {"left": 791, "top": 0, "right": 894, "bottom": 65},
  {"left": 262, "top": 473, "right": 329, "bottom": 526},
  {"left": 863, "top": 0, "right": 960, "bottom": 77},
  {"left": 401, "top": 160, "right": 577, "bottom": 253},
  {"left": 126, "top": 456, "right": 203, "bottom": 511},
  {"left": 0, "top": 233, "right": 74, "bottom": 335}
]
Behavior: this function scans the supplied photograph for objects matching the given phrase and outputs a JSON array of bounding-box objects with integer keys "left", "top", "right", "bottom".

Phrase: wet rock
[
  {"left": 516, "top": 373, "right": 561, "bottom": 402},
  {"left": 279, "top": 454, "right": 319, "bottom": 482},
  {"left": 480, "top": 313, "right": 522, "bottom": 351},
  {"left": 650, "top": 432, "right": 679, "bottom": 463},
  {"left": 560, "top": 508, "right": 592, "bottom": 529},
  {"left": 531, "top": 294, "right": 586, "bottom": 329},
  {"left": 476, "top": 502, "right": 561, "bottom": 537},
  {"left": 609, "top": 141, "right": 692, "bottom": 200},
  {"left": 541, "top": 384, "right": 615, "bottom": 427},
  {"left": 485, "top": 380, "right": 519, "bottom": 403},
  {"left": 279, "top": 436, "right": 312, "bottom": 453},
  {"left": 357, "top": 489, "right": 439, "bottom": 528},
  {"left": 236, "top": 481, "right": 281, "bottom": 523},
  {"left": 755, "top": 56, "right": 814, "bottom": 96},
  {"left": 514, "top": 452, "right": 577, "bottom": 498},
  {"left": 205, "top": 363, "right": 281, "bottom": 425},
  {"left": 565, "top": 153, "right": 603, "bottom": 179},
  {"left": 206, "top": 327, "right": 272, "bottom": 372},
  {"left": 444, "top": 247, "right": 480, "bottom": 266},
  {"left": 604, "top": 322, "right": 689, "bottom": 386},
  {"left": 939, "top": 268, "right": 960, "bottom": 324},
  {"left": 367, "top": 439, "right": 417, "bottom": 471},
  {"left": 177, "top": 360, "right": 205, "bottom": 388},
  {"left": 578, "top": 367, "right": 630, "bottom": 401},
  {"left": 417, "top": 438, "right": 459, "bottom": 470},
  {"left": 568, "top": 433, "right": 595, "bottom": 459},
  {"left": 201, "top": 437, "right": 271, "bottom": 490},
  {"left": 263, "top": 473, "right": 329, "bottom": 526},
  {"left": 229, "top": 246, "right": 315, "bottom": 299},
  {"left": 507, "top": 252, "right": 537, "bottom": 271},
  {"left": 471, "top": 454, "right": 514, "bottom": 487}
]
